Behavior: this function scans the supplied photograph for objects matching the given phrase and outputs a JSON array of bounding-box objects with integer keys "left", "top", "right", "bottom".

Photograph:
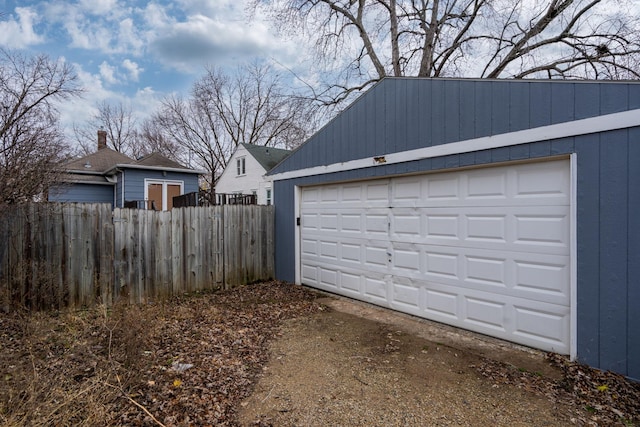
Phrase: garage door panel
[
  {"left": 425, "top": 176, "right": 460, "bottom": 200},
  {"left": 424, "top": 289, "right": 459, "bottom": 318},
  {"left": 513, "top": 212, "right": 569, "bottom": 248},
  {"left": 389, "top": 245, "right": 570, "bottom": 305},
  {"left": 364, "top": 277, "right": 388, "bottom": 302},
  {"left": 393, "top": 247, "right": 421, "bottom": 272},
  {"left": 514, "top": 161, "right": 570, "bottom": 200},
  {"left": 389, "top": 206, "right": 569, "bottom": 254},
  {"left": 301, "top": 239, "right": 318, "bottom": 256},
  {"left": 425, "top": 251, "right": 459, "bottom": 279},
  {"left": 300, "top": 159, "right": 571, "bottom": 354},
  {"left": 465, "top": 214, "right": 507, "bottom": 242},
  {"left": 466, "top": 170, "right": 507, "bottom": 200},
  {"left": 365, "top": 214, "right": 389, "bottom": 235},
  {"left": 340, "top": 213, "right": 363, "bottom": 232},
  {"left": 340, "top": 272, "right": 362, "bottom": 293},
  {"left": 392, "top": 280, "right": 421, "bottom": 310},
  {"left": 392, "top": 213, "right": 422, "bottom": 237},
  {"left": 365, "top": 245, "right": 389, "bottom": 268},
  {"left": 426, "top": 214, "right": 460, "bottom": 239},
  {"left": 320, "top": 267, "right": 338, "bottom": 288},
  {"left": 513, "top": 257, "right": 570, "bottom": 298},
  {"left": 463, "top": 297, "right": 507, "bottom": 331},
  {"left": 465, "top": 255, "right": 507, "bottom": 287},
  {"left": 513, "top": 305, "right": 569, "bottom": 350},
  {"left": 301, "top": 264, "right": 318, "bottom": 283}
]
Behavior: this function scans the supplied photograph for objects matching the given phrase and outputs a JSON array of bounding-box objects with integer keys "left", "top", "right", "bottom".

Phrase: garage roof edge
[{"left": 267, "top": 108, "right": 640, "bottom": 182}]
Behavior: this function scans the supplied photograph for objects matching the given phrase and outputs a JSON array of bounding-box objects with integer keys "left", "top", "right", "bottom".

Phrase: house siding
[
  {"left": 216, "top": 145, "right": 270, "bottom": 204},
  {"left": 120, "top": 168, "right": 199, "bottom": 204},
  {"left": 270, "top": 78, "right": 640, "bottom": 380},
  {"left": 49, "top": 183, "right": 114, "bottom": 205}
]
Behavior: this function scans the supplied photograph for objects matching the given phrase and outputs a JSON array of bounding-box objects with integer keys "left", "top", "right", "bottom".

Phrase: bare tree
[
  {"left": 253, "top": 0, "right": 640, "bottom": 104},
  {"left": 151, "top": 63, "right": 315, "bottom": 188},
  {"left": 73, "top": 100, "right": 138, "bottom": 155},
  {"left": 0, "top": 49, "right": 81, "bottom": 207},
  {"left": 132, "top": 118, "right": 184, "bottom": 161}
]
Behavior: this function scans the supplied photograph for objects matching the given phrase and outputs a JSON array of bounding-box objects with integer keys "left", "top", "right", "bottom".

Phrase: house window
[
  {"left": 266, "top": 189, "right": 272, "bottom": 206},
  {"left": 237, "top": 157, "right": 246, "bottom": 176},
  {"left": 145, "top": 179, "right": 183, "bottom": 211}
]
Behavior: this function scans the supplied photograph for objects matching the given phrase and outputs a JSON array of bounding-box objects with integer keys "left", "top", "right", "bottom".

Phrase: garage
[
  {"left": 299, "top": 159, "right": 571, "bottom": 354},
  {"left": 268, "top": 78, "right": 640, "bottom": 379}
]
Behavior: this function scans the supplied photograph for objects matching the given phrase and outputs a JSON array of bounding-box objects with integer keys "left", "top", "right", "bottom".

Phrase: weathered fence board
[{"left": 0, "top": 203, "right": 274, "bottom": 309}]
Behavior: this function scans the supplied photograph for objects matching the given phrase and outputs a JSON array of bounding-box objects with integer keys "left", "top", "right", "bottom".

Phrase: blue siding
[
  {"left": 597, "top": 130, "right": 628, "bottom": 374},
  {"left": 628, "top": 127, "right": 640, "bottom": 380},
  {"left": 576, "top": 133, "right": 601, "bottom": 368},
  {"left": 271, "top": 78, "right": 640, "bottom": 379},
  {"left": 509, "top": 81, "right": 530, "bottom": 131},
  {"left": 271, "top": 78, "right": 639, "bottom": 175},
  {"left": 529, "top": 81, "right": 552, "bottom": 127},
  {"left": 48, "top": 183, "right": 114, "bottom": 205},
  {"left": 551, "top": 83, "right": 575, "bottom": 124},
  {"left": 119, "top": 168, "right": 199, "bottom": 203}
]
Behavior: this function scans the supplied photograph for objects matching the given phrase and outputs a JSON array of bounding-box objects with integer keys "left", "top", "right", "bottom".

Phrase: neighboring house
[
  {"left": 267, "top": 77, "right": 640, "bottom": 381},
  {"left": 49, "top": 130, "right": 201, "bottom": 210},
  {"left": 215, "top": 143, "right": 291, "bottom": 205}
]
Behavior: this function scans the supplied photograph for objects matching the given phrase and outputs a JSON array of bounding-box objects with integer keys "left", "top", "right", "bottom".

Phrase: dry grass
[
  {"left": 1, "top": 281, "right": 639, "bottom": 426},
  {"left": 0, "top": 281, "right": 322, "bottom": 426}
]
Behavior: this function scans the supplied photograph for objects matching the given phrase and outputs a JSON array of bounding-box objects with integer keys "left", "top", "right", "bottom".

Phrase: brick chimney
[{"left": 97, "top": 129, "right": 107, "bottom": 150}]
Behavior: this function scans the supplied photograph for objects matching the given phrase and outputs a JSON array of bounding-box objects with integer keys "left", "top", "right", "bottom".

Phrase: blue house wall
[
  {"left": 115, "top": 168, "right": 200, "bottom": 208},
  {"left": 270, "top": 78, "right": 640, "bottom": 380},
  {"left": 48, "top": 183, "right": 114, "bottom": 206}
]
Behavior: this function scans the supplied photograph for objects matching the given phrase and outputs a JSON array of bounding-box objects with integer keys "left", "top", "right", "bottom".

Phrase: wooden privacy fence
[{"left": 0, "top": 203, "right": 274, "bottom": 309}]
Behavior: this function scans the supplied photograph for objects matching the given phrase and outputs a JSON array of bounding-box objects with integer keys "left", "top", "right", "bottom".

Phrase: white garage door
[{"left": 299, "top": 159, "right": 571, "bottom": 354}]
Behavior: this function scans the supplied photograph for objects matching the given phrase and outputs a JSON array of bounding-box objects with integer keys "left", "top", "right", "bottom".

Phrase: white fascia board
[
  {"left": 268, "top": 108, "right": 640, "bottom": 182},
  {"left": 63, "top": 180, "right": 115, "bottom": 186},
  {"left": 106, "top": 164, "right": 206, "bottom": 175}
]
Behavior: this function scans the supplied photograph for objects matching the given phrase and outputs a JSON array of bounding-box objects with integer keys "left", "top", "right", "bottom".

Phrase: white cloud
[
  {"left": 99, "top": 61, "right": 118, "bottom": 84},
  {"left": 0, "top": 7, "right": 44, "bottom": 48},
  {"left": 42, "top": 1, "right": 142, "bottom": 55},
  {"left": 130, "top": 86, "right": 162, "bottom": 121},
  {"left": 78, "top": 0, "right": 119, "bottom": 16},
  {"left": 122, "top": 59, "right": 143, "bottom": 81},
  {"left": 148, "top": 12, "right": 296, "bottom": 72},
  {"left": 117, "top": 18, "right": 145, "bottom": 54},
  {"left": 57, "top": 63, "right": 161, "bottom": 145},
  {"left": 57, "top": 63, "right": 110, "bottom": 137}
]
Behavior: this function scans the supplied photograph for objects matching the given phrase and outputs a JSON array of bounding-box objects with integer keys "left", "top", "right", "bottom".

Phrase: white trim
[
  {"left": 106, "top": 163, "right": 204, "bottom": 175},
  {"left": 294, "top": 185, "right": 301, "bottom": 285},
  {"left": 144, "top": 179, "right": 184, "bottom": 211},
  {"left": 236, "top": 156, "right": 246, "bottom": 176},
  {"left": 570, "top": 153, "right": 578, "bottom": 361},
  {"left": 269, "top": 108, "right": 640, "bottom": 182},
  {"left": 121, "top": 170, "right": 125, "bottom": 208}
]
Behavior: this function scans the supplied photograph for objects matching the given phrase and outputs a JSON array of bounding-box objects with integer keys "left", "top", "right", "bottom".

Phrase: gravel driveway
[{"left": 239, "top": 294, "right": 638, "bottom": 426}]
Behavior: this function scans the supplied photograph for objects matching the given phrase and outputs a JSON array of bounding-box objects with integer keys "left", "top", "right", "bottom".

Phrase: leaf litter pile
[{"left": 1, "top": 280, "right": 639, "bottom": 426}]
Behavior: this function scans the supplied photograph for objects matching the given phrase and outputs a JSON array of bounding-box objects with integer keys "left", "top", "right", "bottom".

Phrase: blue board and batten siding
[
  {"left": 51, "top": 170, "right": 199, "bottom": 208},
  {"left": 269, "top": 78, "right": 640, "bottom": 380},
  {"left": 49, "top": 183, "right": 115, "bottom": 205},
  {"left": 116, "top": 168, "right": 199, "bottom": 208}
]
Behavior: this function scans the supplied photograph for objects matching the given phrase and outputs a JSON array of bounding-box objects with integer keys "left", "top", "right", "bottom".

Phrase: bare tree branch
[
  {"left": 252, "top": 0, "right": 640, "bottom": 106},
  {"left": 149, "top": 63, "right": 315, "bottom": 189},
  {"left": 0, "top": 49, "right": 81, "bottom": 207}
]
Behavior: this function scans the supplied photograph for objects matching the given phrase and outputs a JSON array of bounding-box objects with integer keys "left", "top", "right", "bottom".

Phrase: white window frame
[
  {"left": 237, "top": 157, "right": 246, "bottom": 176},
  {"left": 266, "top": 188, "right": 272, "bottom": 206},
  {"left": 144, "top": 179, "right": 184, "bottom": 211}
]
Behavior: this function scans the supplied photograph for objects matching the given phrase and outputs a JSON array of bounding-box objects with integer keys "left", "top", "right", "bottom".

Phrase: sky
[{"left": 0, "top": 0, "right": 305, "bottom": 141}]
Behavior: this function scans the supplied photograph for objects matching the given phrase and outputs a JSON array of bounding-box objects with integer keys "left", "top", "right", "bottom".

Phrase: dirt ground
[
  {"left": 240, "top": 293, "right": 640, "bottom": 427},
  {"left": 1, "top": 282, "right": 638, "bottom": 426},
  {"left": 240, "top": 297, "right": 576, "bottom": 426}
]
